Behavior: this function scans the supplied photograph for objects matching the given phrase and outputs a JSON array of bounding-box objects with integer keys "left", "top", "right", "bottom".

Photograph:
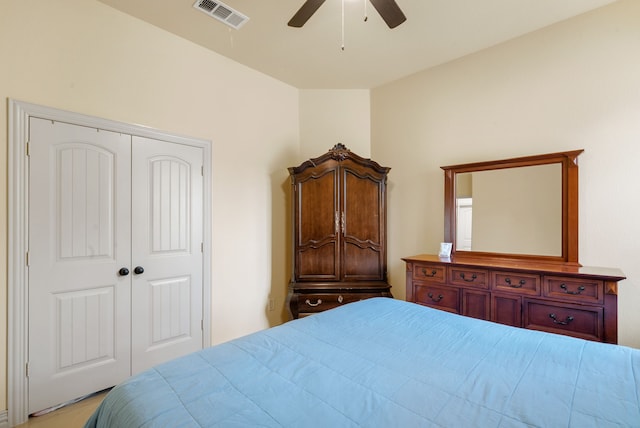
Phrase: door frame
[{"left": 8, "top": 99, "right": 213, "bottom": 426}]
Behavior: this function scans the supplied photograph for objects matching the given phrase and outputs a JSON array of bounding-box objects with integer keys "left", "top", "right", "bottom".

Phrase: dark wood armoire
[{"left": 287, "top": 144, "right": 392, "bottom": 319}]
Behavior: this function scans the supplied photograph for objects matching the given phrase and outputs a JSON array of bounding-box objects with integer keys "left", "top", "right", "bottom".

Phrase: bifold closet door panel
[
  {"left": 130, "top": 136, "right": 204, "bottom": 374},
  {"left": 28, "top": 118, "right": 132, "bottom": 413}
]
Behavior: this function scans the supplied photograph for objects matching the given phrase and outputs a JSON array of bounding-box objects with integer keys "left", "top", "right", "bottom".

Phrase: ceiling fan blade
[
  {"left": 369, "top": 0, "right": 406, "bottom": 28},
  {"left": 288, "top": 0, "right": 327, "bottom": 27}
]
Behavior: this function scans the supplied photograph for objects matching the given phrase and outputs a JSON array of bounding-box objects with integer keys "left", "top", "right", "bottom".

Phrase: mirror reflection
[{"left": 455, "top": 163, "right": 562, "bottom": 256}]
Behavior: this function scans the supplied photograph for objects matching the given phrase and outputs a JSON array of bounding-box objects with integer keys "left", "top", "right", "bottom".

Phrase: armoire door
[
  {"left": 340, "top": 159, "right": 387, "bottom": 281},
  {"left": 293, "top": 160, "right": 341, "bottom": 281},
  {"left": 27, "top": 119, "right": 204, "bottom": 413}
]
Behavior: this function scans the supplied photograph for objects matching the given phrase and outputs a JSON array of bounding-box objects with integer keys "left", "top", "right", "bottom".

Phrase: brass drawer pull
[
  {"left": 305, "top": 299, "right": 323, "bottom": 307},
  {"left": 505, "top": 278, "right": 526, "bottom": 288},
  {"left": 549, "top": 313, "right": 574, "bottom": 325},
  {"left": 427, "top": 292, "right": 444, "bottom": 302},
  {"left": 421, "top": 268, "right": 437, "bottom": 277},
  {"left": 560, "top": 283, "right": 586, "bottom": 295},
  {"left": 460, "top": 273, "right": 477, "bottom": 282}
]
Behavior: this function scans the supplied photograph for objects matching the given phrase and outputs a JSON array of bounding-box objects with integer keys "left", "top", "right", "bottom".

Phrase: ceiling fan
[{"left": 288, "top": 0, "right": 407, "bottom": 29}]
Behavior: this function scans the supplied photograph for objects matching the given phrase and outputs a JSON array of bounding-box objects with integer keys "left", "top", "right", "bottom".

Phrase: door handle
[
  {"left": 118, "top": 267, "right": 130, "bottom": 276},
  {"left": 133, "top": 266, "right": 145, "bottom": 275}
]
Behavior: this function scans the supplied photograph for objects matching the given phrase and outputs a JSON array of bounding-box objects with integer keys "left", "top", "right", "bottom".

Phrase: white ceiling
[{"left": 97, "top": 0, "right": 617, "bottom": 89}]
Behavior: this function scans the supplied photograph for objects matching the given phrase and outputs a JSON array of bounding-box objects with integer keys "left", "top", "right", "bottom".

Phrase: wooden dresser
[
  {"left": 403, "top": 254, "right": 626, "bottom": 343},
  {"left": 287, "top": 144, "right": 392, "bottom": 318}
]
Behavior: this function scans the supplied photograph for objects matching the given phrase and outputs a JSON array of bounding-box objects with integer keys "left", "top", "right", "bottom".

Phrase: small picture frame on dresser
[{"left": 439, "top": 242, "right": 453, "bottom": 258}]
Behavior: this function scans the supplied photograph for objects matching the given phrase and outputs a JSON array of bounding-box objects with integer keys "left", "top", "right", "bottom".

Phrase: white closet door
[
  {"left": 28, "top": 118, "right": 132, "bottom": 413},
  {"left": 130, "top": 136, "right": 204, "bottom": 374},
  {"left": 456, "top": 198, "right": 473, "bottom": 251}
]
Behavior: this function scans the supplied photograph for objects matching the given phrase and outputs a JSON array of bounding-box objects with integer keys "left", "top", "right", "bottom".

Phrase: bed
[{"left": 85, "top": 298, "right": 640, "bottom": 427}]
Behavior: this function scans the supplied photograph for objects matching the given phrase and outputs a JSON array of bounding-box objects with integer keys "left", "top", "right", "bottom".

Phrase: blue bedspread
[{"left": 85, "top": 298, "right": 640, "bottom": 427}]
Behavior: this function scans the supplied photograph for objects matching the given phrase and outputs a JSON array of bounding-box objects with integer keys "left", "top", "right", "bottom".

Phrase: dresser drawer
[
  {"left": 413, "top": 263, "right": 446, "bottom": 283},
  {"left": 449, "top": 267, "right": 489, "bottom": 289},
  {"left": 543, "top": 276, "right": 603, "bottom": 304},
  {"left": 296, "top": 293, "right": 384, "bottom": 314},
  {"left": 492, "top": 271, "right": 541, "bottom": 296},
  {"left": 523, "top": 299, "right": 603, "bottom": 341},
  {"left": 414, "top": 283, "right": 459, "bottom": 313}
]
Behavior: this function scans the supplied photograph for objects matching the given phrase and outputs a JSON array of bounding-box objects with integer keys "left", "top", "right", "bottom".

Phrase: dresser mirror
[{"left": 442, "top": 150, "right": 583, "bottom": 265}]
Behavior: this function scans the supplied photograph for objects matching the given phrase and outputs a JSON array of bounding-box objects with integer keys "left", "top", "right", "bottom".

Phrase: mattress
[{"left": 85, "top": 298, "right": 640, "bottom": 427}]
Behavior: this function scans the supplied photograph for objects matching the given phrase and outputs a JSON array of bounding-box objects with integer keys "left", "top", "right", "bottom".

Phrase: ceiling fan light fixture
[{"left": 288, "top": 0, "right": 406, "bottom": 29}]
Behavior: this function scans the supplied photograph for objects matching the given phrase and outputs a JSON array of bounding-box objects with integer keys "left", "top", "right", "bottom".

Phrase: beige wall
[
  {"left": 0, "top": 0, "right": 300, "bottom": 412},
  {"left": 372, "top": 0, "right": 640, "bottom": 348},
  {"left": 299, "top": 89, "right": 371, "bottom": 159}
]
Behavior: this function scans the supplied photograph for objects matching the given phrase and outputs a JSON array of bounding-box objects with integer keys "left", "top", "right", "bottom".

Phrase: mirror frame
[{"left": 442, "top": 150, "right": 584, "bottom": 265}]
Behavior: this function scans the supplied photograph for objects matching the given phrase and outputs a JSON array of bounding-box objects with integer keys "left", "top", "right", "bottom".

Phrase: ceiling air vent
[{"left": 193, "top": 0, "right": 249, "bottom": 30}]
